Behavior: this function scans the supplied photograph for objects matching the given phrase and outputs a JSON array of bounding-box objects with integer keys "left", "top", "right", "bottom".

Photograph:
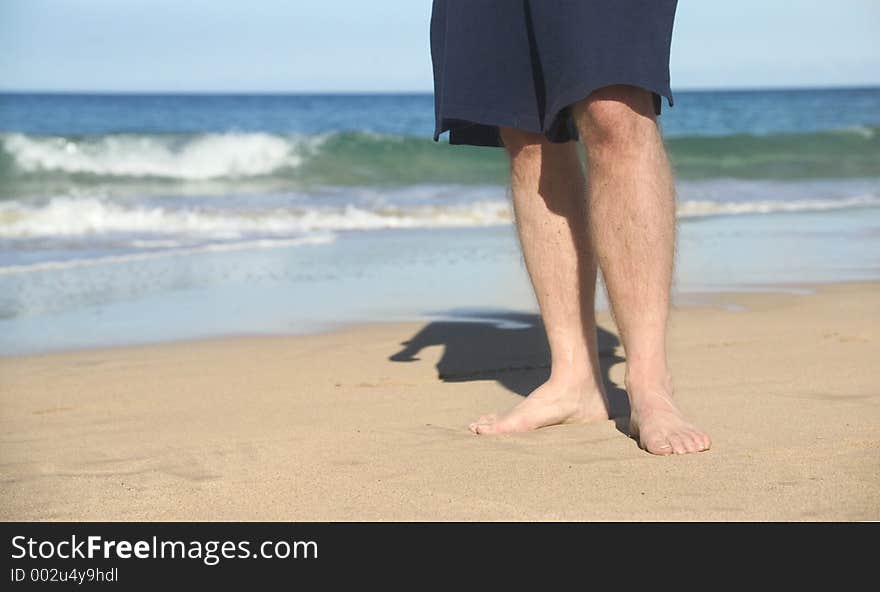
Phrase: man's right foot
[{"left": 468, "top": 376, "right": 609, "bottom": 435}]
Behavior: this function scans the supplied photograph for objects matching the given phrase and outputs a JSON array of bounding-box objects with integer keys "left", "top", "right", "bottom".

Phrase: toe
[
  {"left": 680, "top": 431, "right": 700, "bottom": 453},
  {"left": 644, "top": 436, "right": 674, "bottom": 456},
  {"left": 469, "top": 414, "right": 497, "bottom": 434},
  {"left": 474, "top": 422, "right": 500, "bottom": 435},
  {"left": 697, "top": 431, "right": 712, "bottom": 451},
  {"left": 686, "top": 429, "right": 708, "bottom": 451},
  {"left": 668, "top": 434, "right": 688, "bottom": 455}
]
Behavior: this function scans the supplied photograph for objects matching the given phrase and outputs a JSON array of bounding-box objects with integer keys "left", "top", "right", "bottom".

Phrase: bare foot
[
  {"left": 468, "top": 376, "right": 609, "bottom": 435},
  {"left": 628, "top": 375, "right": 711, "bottom": 455}
]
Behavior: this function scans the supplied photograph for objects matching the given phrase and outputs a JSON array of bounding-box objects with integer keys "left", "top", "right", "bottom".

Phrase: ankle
[
  {"left": 547, "top": 367, "right": 603, "bottom": 393},
  {"left": 624, "top": 370, "right": 674, "bottom": 400}
]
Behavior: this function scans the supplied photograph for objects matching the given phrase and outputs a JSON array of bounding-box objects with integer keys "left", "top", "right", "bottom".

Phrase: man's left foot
[{"left": 628, "top": 375, "right": 711, "bottom": 455}]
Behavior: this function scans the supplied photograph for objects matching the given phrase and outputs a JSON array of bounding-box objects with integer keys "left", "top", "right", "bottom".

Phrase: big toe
[
  {"left": 474, "top": 421, "right": 503, "bottom": 435},
  {"left": 642, "top": 435, "right": 674, "bottom": 456},
  {"left": 469, "top": 414, "right": 497, "bottom": 434}
]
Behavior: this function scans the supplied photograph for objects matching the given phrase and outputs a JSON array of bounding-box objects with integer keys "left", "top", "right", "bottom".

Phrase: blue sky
[{"left": 1, "top": 0, "right": 877, "bottom": 92}]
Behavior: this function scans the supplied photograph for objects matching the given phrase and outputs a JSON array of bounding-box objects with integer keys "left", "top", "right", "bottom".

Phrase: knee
[
  {"left": 572, "top": 85, "right": 657, "bottom": 151},
  {"left": 499, "top": 127, "right": 547, "bottom": 165}
]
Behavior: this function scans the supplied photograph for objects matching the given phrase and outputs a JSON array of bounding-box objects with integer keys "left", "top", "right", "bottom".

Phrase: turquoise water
[{"left": 0, "top": 89, "right": 878, "bottom": 354}]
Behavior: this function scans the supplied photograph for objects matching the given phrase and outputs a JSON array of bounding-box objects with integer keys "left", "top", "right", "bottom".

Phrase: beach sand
[{"left": 1, "top": 282, "right": 878, "bottom": 521}]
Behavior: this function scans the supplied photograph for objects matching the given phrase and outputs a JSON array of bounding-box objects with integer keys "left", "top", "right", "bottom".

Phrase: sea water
[{"left": 1, "top": 89, "right": 878, "bottom": 354}]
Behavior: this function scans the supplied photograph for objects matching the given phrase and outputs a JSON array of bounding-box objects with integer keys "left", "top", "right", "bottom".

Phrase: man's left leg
[{"left": 572, "top": 85, "right": 711, "bottom": 455}]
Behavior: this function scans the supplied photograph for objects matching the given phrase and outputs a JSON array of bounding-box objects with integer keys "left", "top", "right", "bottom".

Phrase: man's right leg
[{"left": 469, "top": 128, "right": 609, "bottom": 434}]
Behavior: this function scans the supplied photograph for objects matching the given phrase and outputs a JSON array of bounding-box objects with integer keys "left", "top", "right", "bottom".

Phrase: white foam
[
  {"left": 833, "top": 125, "right": 877, "bottom": 139},
  {"left": 0, "top": 196, "right": 514, "bottom": 238},
  {"left": 2, "top": 132, "right": 303, "bottom": 180},
  {"left": 2, "top": 191, "right": 879, "bottom": 276},
  {"left": 3, "top": 193, "right": 879, "bottom": 241},
  {"left": 676, "top": 194, "right": 880, "bottom": 218},
  {"left": 0, "top": 234, "right": 337, "bottom": 276}
]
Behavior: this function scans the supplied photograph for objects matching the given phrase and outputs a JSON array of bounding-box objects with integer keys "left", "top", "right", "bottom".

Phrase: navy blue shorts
[{"left": 430, "top": 0, "right": 678, "bottom": 147}]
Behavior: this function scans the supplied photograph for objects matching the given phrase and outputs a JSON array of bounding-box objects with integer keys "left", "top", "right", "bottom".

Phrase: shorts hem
[
  {"left": 433, "top": 101, "right": 544, "bottom": 147},
  {"left": 433, "top": 81, "right": 675, "bottom": 148}
]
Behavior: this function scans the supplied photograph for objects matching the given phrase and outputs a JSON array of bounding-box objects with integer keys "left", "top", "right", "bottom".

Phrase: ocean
[{"left": 1, "top": 88, "right": 879, "bottom": 354}]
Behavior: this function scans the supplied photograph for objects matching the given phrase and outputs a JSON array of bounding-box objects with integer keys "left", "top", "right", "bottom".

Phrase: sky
[{"left": 0, "top": 0, "right": 878, "bottom": 93}]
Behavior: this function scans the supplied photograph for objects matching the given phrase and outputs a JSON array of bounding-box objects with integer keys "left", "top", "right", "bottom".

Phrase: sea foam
[
  {"left": 0, "top": 196, "right": 513, "bottom": 238},
  {"left": 2, "top": 192, "right": 879, "bottom": 241},
  {"left": 2, "top": 132, "right": 306, "bottom": 180}
]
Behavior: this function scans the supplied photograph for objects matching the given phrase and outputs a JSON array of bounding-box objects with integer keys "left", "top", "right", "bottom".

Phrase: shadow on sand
[{"left": 389, "top": 310, "right": 630, "bottom": 434}]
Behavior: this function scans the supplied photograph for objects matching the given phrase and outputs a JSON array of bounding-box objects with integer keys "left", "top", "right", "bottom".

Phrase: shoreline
[
  {"left": 2, "top": 275, "right": 877, "bottom": 361},
  {"left": 1, "top": 280, "right": 878, "bottom": 521},
  {"left": 3, "top": 204, "right": 880, "bottom": 357}
]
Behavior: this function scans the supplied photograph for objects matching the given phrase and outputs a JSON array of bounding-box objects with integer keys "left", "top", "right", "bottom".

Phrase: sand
[{"left": 1, "top": 282, "right": 878, "bottom": 521}]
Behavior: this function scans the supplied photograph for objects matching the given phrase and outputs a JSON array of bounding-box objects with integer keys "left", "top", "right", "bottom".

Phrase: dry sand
[{"left": 1, "top": 282, "right": 878, "bottom": 521}]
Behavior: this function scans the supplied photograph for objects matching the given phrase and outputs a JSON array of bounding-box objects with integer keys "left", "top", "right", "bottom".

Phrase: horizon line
[{"left": 2, "top": 83, "right": 880, "bottom": 96}]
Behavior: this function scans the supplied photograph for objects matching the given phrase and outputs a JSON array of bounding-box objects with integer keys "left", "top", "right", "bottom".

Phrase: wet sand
[{"left": 1, "top": 282, "right": 878, "bottom": 520}]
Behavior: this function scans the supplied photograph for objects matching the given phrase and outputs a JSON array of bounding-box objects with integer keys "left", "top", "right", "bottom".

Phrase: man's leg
[
  {"left": 469, "top": 128, "right": 609, "bottom": 434},
  {"left": 571, "top": 85, "right": 711, "bottom": 455}
]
